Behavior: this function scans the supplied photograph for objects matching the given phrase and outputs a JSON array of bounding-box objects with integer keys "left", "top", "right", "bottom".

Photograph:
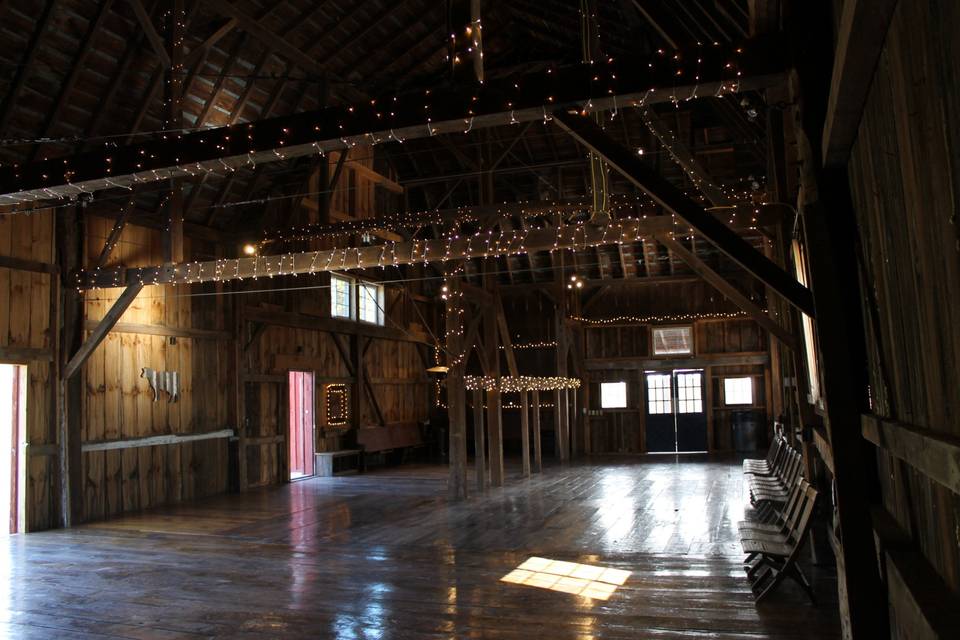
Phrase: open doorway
[
  {"left": 0, "top": 364, "right": 25, "bottom": 534},
  {"left": 288, "top": 371, "right": 316, "bottom": 480}
]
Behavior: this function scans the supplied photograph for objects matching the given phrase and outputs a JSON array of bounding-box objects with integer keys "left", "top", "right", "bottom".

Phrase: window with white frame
[
  {"left": 331, "top": 274, "right": 354, "bottom": 319},
  {"left": 358, "top": 282, "right": 385, "bottom": 325},
  {"left": 652, "top": 326, "right": 693, "bottom": 355},
  {"left": 675, "top": 371, "right": 703, "bottom": 413},
  {"left": 600, "top": 382, "right": 627, "bottom": 409},
  {"left": 646, "top": 373, "right": 672, "bottom": 414},
  {"left": 724, "top": 377, "right": 754, "bottom": 406}
]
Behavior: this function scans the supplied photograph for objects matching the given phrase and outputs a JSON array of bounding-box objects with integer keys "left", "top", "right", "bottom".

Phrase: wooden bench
[
  {"left": 314, "top": 449, "right": 362, "bottom": 477},
  {"left": 357, "top": 421, "right": 425, "bottom": 464}
]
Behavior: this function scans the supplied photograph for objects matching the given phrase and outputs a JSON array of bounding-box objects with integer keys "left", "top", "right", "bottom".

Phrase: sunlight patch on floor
[{"left": 500, "top": 557, "right": 631, "bottom": 601}]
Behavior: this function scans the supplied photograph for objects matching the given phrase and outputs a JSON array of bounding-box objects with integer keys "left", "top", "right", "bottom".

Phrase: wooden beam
[
  {"left": 83, "top": 320, "right": 231, "bottom": 340},
  {"left": 531, "top": 389, "right": 542, "bottom": 472},
  {"left": 821, "top": 0, "right": 899, "bottom": 168},
  {"left": 0, "top": 346, "right": 53, "bottom": 363},
  {"left": 128, "top": 0, "right": 171, "bottom": 67},
  {"left": 473, "top": 388, "right": 486, "bottom": 490},
  {"left": 82, "top": 217, "right": 686, "bottom": 288},
  {"left": 93, "top": 198, "right": 135, "bottom": 269},
  {"left": 0, "top": 38, "right": 789, "bottom": 201},
  {"left": 63, "top": 283, "right": 143, "bottom": 380},
  {"left": 82, "top": 429, "right": 234, "bottom": 452},
  {"left": 585, "top": 352, "right": 769, "bottom": 370},
  {"left": 553, "top": 110, "right": 815, "bottom": 317},
  {"left": 657, "top": 234, "right": 798, "bottom": 350},
  {"left": 0, "top": 255, "right": 58, "bottom": 275},
  {"left": 0, "top": 0, "right": 56, "bottom": 134},
  {"left": 862, "top": 413, "right": 960, "bottom": 496},
  {"left": 494, "top": 295, "right": 519, "bottom": 377},
  {"left": 206, "top": 0, "right": 327, "bottom": 77},
  {"left": 642, "top": 109, "right": 731, "bottom": 207},
  {"left": 520, "top": 390, "right": 531, "bottom": 477},
  {"left": 445, "top": 278, "right": 468, "bottom": 499}
]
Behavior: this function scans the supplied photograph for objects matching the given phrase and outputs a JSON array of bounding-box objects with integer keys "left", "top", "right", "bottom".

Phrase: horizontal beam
[
  {"left": 243, "top": 307, "right": 432, "bottom": 345},
  {"left": 0, "top": 37, "right": 787, "bottom": 202},
  {"left": 80, "top": 217, "right": 677, "bottom": 288},
  {"left": 585, "top": 352, "right": 769, "bottom": 371},
  {"left": 84, "top": 320, "right": 232, "bottom": 340},
  {"left": 0, "top": 255, "right": 58, "bottom": 274},
  {"left": 862, "top": 413, "right": 960, "bottom": 495},
  {"left": 0, "top": 345, "right": 53, "bottom": 363},
  {"left": 553, "top": 109, "right": 815, "bottom": 317},
  {"left": 81, "top": 428, "right": 234, "bottom": 452}
]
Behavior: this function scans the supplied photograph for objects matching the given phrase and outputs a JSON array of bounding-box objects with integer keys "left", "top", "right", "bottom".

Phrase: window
[
  {"left": 792, "top": 241, "right": 821, "bottom": 405},
  {"left": 600, "top": 382, "right": 627, "bottom": 409},
  {"left": 646, "top": 373, "right": 672, "bottom": 414},
  {"left": 724, "top": 377, "right": 753, "bottom": 406},
  {"left": 675, "top": 372, "right": 703, "bottom": 413},
  {"left": 331, "top": 274, "right": 353, "bottom": 319},
  {"left": 652, "top": 326, "right": 693, "bottom": 355},
  {"left": 358, "top": 282, "right": 384, "bottom": 325}
]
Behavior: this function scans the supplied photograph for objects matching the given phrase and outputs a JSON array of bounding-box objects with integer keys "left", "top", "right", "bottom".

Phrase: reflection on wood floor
[{"left": 2, "top": 455, "right": 840, "bottom": 638}]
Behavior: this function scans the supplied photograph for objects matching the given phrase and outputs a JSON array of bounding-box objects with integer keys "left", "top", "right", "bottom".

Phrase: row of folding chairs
[{"left": 738, "top": 437, "right": 818, "bottom": 603}]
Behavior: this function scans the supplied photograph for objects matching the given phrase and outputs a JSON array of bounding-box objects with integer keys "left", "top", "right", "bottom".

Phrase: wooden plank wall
[
  {"left": 585, "top": 318, "right": 770, "bottom": 453},
  {"left": 0, "top": 209, "right": 56, "bottom": 531},
  {"left": 240, "top": 279, "right": 430, "bottom": 484},
  {"left": 80, "top": 218, "right": 231, "bottom": 521},
  {"left": 846, "top": 0, "right": 960, "bottom": 606}
]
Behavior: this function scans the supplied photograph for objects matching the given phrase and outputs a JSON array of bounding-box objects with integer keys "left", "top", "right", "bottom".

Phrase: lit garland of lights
[
  {"left": 500, "top": 341, "right": 557, "bottom": 350},
  {"left": 324, "top": 384, "right": 350, "bottom": 431},
  {"left": 464, "top": 375, "right": 581, "bottom": 392},
  {"left": 1, "top": 38, "right": 755, "bottom": 203},
  {"left": 569, "top": 311, "right": 752, "bottom": 325}
]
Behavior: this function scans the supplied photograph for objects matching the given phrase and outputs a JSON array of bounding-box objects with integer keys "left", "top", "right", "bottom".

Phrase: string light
[
  {"left": 570, "top": 311, "right": 751, "bottom": 325},
  {"left": 464, "top": 376, "right": 581, "bottom": 392}
]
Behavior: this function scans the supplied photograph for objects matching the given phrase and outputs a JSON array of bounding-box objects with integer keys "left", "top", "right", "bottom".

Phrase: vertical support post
[
  {"left": 705, "top": 366, "right": 715, "bottom": 451},
  {"left": 553, "top": 388, "right": 563, "bottom": 461},
  {"left": 570, "top": 387, "right": 578, "bottom": 457},
  {"left": 581, "top": 378, "right": 590, "bottom": 455},
  {"left": 234, "top": 300, "right": 247, "bottom": 491},
  {"left": 472, "top": 388, "right": 486, "bottom": 490},
  {"left": 562, "top": 388, "right": 570, "bottom": 460},
  {"left": 532, "top": 389, "right": 542, "bottom": 473},
  {"left": 56, "top": 205, "right": 84, "bottom": 527},
  {"left": 483, "top": 262, "right": 504, "bottom": 486},
  {"left": 445, "top": 278, "right": 468, "bottom": 500},
  {"left": 520, "top": 390, "right": 530, "bottom": 477},
  {"left": 164, "top": 0, "right": 184, "bottom": 264}
]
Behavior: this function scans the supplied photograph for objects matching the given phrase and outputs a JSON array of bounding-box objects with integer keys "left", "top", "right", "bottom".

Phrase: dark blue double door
[{"left": 644, "top": 369, "right": 708, "bottom": 453}]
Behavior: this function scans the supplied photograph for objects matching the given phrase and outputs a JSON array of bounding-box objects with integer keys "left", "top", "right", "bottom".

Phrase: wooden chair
[
  {"left": 742, "top": 435, "right": 784, "bottom": 475},
  {"left": 740, "top": 483, "right": 819, "bottom": 603}
]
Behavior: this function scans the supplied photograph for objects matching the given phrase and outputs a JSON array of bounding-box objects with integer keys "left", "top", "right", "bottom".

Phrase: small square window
[
  {"left": 331, "top": 274, "right": 354, "bottom": 319},
  {"left": 652, "top": 326, "right": 692, "bottom": 355},
  {"left": 358, "top": 282, "right": 384, "bottom": 325},
  {"left": 600, "top": 382, "right": 627, "bottom": 409},
  {"left": 724, "top": 377, "right": 753, "bottom": 405}
]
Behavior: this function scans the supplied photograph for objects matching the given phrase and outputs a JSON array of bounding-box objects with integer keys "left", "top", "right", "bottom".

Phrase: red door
[{"left": 288, "top": 371, "right": 315, "bottom": 479}]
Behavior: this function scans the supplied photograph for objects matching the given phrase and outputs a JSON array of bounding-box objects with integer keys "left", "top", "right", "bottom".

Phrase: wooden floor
[{"left": 2, "top": 455, "right": 840, "bottom": 638}]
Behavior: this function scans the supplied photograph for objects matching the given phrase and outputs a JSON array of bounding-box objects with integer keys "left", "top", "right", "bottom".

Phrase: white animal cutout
[{"left": 141, "top": 367, "right": 180, "bottom": 403}]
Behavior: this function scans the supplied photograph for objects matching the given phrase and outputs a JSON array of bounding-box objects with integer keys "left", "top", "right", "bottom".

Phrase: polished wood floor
[{"left": 2, "top": 456, "right": 840, "bottom": 638}]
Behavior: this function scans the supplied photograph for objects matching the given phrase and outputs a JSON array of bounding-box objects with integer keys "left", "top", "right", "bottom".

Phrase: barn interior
[{"left": 0, "top": 0, "right": 957, "bottom": 638}]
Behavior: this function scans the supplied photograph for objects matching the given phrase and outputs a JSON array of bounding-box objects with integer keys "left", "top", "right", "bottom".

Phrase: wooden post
[
  {"left": 520, "top": 391, "right": 530, "bottom": 477},
  {"left": 234, "top": 300, "right": 247, "bottom": 491},
  {"left": 562, "top": 387, "right": 570, "bottom": 460},
  {"left": 164, "top": 0, "right": 185, "bottom": 264},
  {"left": 581, "top": 381, "right": 591, "bottom": 455},
  {"left": 705, "top": 366, "right": 715, "bottom": 451},
  {"left": 483, "top": 262, "right": 504, "bottom": 486},
  {"left": 553, "top": 388, "right": 563, "bottom": 461},
  {"left": 472, "top": 388, "right": 486, "bottom": 490},
  {"left": 446, "top": 278, "right": 468, "bottom": 500},
  {"left": 532, "top": 389, "right": 542, "bottom": 472}
]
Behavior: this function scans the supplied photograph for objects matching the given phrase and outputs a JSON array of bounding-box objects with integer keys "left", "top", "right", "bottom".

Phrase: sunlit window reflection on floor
[{"left": 500, "top": 557, "right": 631, "bottom": 601}]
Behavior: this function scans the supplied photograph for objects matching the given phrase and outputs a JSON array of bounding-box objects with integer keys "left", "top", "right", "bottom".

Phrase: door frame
[
  {"left": 642, "top": 367, "right": 708, "bottom": 454},
  {"left": 287, "top": 370, "right": 316, "bottom": 481},
  {"left": 0, "top": 363, "right": 26, "bottom": 533}
]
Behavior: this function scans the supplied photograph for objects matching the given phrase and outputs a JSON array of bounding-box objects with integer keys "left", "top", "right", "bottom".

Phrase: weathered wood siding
[
  {"left": 0, "top": 209, "right": 57, "bottom": 531},
  {"left": 80, "top": 218, "right": 231, "bottom": 521},
  {"left": 846, "top": 0, "right": 960, "bottom": 608}
]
